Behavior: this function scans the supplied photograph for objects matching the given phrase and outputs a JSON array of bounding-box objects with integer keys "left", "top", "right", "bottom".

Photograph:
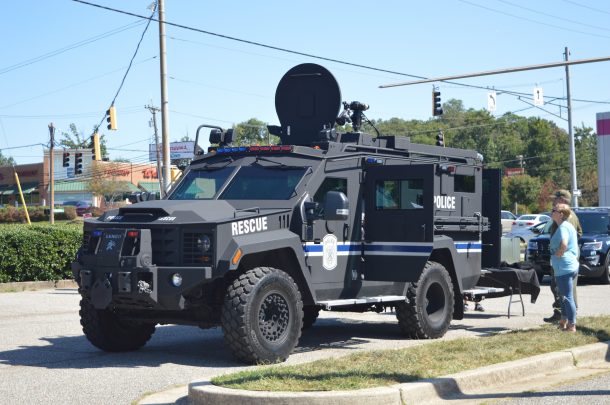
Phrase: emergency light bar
[{"left": 209, "top": 145, "right": 294, "bottom": 154}]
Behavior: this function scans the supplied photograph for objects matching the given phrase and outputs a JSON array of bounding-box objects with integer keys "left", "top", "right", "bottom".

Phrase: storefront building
[{"left": 0, "top": 155, "right": 163, "bottom": 208}]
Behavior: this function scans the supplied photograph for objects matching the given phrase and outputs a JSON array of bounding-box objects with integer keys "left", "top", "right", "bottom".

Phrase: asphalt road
[
  {"left": 491, "top": 369, "right": 610, "bottom": 405},
  {"left": 1, "top": 278, "right": 609, "bottom": 405}
]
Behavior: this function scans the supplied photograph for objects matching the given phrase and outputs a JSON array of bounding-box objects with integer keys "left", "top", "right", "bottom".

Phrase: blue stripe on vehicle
[{"left": 454, "top": 241, "right": 482, "bottom": 253}]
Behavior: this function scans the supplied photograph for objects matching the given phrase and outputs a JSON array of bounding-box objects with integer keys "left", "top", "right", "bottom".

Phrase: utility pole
[
  {"left": 158, "top": 0, "right": 171, "bottom": 195},
  {"left": 146, "top": 105, "right": 164, "bottom": 197},
  {"left": 564, "top": 47, "right": 579, "bottom": 207},
  {"left": 48, "top": 123, "right": 55, "bottom": 224}
]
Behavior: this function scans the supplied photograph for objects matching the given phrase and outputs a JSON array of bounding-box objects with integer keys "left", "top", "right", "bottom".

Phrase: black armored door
[{"left": 362, "top": 164, "right": 434, "bottom": 281}]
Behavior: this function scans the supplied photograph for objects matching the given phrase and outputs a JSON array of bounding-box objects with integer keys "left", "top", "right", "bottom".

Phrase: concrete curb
[
  {"left": 185, "top": 341, "right": 610, "bottom": 405},
  {"left": 0, "top": 280, "right": 77, "bottom": 293}
]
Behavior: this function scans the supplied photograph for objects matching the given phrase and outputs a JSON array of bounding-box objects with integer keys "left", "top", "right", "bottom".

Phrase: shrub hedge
[
  {"left": 0, "top": 206, "right": 77, "bottom": 223},
  {"left": 0, "top": 223, "right": 82, "bottom": 283}
]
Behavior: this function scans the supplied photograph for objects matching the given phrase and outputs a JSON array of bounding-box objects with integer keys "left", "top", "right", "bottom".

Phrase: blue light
[
  {"left": 217, "top": 148, "right": 226, "bottom": 153},
  {"left": 238, "top": 147, "right": 247, "bottom": 152},
  {"left": 366, "top": 157, "right": 383, "bottom": 164},
  {"left": 230, "top": 147, "right": 239, "bottom": 153},
  {"left": 92, "top": 230, "right": 103, "bottom": 237}
]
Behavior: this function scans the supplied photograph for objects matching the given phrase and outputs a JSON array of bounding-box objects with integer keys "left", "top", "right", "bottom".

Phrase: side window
[
  {"left": 375, "top": 179, "right": 423, "bottom": 210},
  {"left": 454, "top": 174, "right": 475, "bottom": 193},
  {"left": 313, "top": 178, "right": 348, "bottom": 214}
]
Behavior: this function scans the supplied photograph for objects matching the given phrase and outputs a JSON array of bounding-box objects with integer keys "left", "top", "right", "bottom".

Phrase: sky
[{"left": 2, "top": 0, "right": 610, "bottom": 167}]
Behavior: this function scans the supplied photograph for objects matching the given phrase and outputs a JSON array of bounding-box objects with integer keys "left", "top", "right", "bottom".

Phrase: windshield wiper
[
  {"left": 254, "top": 157, "right": 307, "bottom": 169},
  {"left": 198, "top": 157, "right": 234, "bottom": 171}
]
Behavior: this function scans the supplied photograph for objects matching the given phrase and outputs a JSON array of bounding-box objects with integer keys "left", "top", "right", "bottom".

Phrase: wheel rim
[
  {"left": 424, "top": 282, "right": 447, "bottom": 324},
  {"left": 258, "top": 292, "right": 290, "bottom": 343}
]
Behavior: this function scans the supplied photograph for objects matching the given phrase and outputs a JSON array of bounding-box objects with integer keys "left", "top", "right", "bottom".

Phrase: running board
[{"left": 317, "top": 296, "right": 405, "bottom": 309}]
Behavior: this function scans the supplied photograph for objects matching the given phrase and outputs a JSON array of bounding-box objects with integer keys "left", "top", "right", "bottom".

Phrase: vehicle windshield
[
  {"left": 517, "top": 215, "right": 536, "bottom": 221},
  {"left": 220, "top": 166, "right": 307, "bottom": 200},
  {"left": 577, "top": 212, "right": 609, "bottom": 234},
  {"left": 168, "top": 167, "right": 234, "bottom": 200}
]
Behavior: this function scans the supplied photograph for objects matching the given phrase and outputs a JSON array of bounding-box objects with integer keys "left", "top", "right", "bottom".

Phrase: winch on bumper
[{"left": 72, "top": 228, "right": 212, "bottom": 310}]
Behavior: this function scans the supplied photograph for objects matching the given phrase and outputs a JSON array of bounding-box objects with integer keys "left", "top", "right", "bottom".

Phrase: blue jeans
[{"left": 555, "top": 272, "right": 577, "bottom": 324}]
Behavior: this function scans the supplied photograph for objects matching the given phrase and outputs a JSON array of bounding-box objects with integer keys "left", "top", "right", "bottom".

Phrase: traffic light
[
  {"left": 75, "top": 152, "right": 83, "bottom": 174},
  {"left": 91, "top": 133, "right": 101, "bottom": 161},
  {"left": 436, "top": 130, "right": 444, "bottom": 147},
  {"left": 62, "top": 152, "right": 70, "bottom": 167},
  {"left": 432, "top": 90, "right": 443, "bottom": 116},
  {"left": 106, "top": 106, "right": 117, "bottom": 130}
]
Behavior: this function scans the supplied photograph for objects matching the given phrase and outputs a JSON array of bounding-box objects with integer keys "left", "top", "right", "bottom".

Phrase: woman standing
[{"left": 550, "top": 205, "right": 579, "bottom": 332}]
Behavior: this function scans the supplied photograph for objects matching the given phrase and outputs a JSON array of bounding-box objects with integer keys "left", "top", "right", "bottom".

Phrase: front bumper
[
  {"left": 72, "top": 261, "right": 212, "bottom": 310},
  {"left": 527, "top": 249, "right": 605, "bottom": 278}
]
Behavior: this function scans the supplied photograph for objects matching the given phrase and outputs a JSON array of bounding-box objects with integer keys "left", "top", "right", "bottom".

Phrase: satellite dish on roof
[{"left": 274, "top": 63, "right": 341, "bottom": 146}]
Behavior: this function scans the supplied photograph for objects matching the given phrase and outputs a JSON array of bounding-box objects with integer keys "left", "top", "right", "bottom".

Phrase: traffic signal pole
[
  {"left": 48, "top": 123, "right": 55, "bottom": 225},
  {"left": 158, "top": 0, "right": 171, "bottom": 195},
  {"left": 564, "top": 47, "right": 579, "bottom": 207}
]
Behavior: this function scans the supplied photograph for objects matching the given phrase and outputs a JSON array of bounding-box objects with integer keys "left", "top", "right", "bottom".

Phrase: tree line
[{"left": 231, "top": 99, "right": 599, "bottom": 213}]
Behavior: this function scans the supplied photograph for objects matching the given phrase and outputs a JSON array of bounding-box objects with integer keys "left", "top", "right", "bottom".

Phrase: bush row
[
  {"left": 0, "top": 224, "right": 82, "bottom": 283},
  {"left": 0, "top": 206, "right": 76, "bottom": 223}
]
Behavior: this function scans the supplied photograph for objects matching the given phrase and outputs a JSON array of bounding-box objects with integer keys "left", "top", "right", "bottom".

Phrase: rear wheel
[
  {"left": 222, "top": 267, "right": 303, "bottom": 364},
  {"left": 396, "top": 261, "right": 454, "bottom": 339},
  {"left": 79, "top": 299, "right": 156, "bottom": 352}
]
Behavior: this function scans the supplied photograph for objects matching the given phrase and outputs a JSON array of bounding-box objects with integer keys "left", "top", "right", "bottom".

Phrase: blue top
[{"left": 550, "top": 221, "right": 579, "bottom": 276}]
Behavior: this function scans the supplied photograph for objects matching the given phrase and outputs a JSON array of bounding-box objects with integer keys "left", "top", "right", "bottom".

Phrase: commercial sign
[{"left": 149, "top": 141, "right": 195, "bottom": 161}]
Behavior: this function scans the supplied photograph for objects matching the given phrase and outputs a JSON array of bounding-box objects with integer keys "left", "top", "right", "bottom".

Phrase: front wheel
[
  {"left": 222, "top": 267, "right": 303, "bottom": 364},
  {"left": 395, "top": 261, "right": 454, "bottom": 339},
  {"left": 79, "top": 299, "right": 156, "bottom": 352}
]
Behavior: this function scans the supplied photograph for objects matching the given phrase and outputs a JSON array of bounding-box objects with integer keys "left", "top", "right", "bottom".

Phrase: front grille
[
  {"left": 150, "top": 228, "right": 178, "bottom": 266},
  {"left": 183, "top": 232, "right": 212, "bottom": 265}
]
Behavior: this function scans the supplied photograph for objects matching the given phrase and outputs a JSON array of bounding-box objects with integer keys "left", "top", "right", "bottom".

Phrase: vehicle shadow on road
[{"left": 0, "top": 313, "right": 523, "bottom": 370}]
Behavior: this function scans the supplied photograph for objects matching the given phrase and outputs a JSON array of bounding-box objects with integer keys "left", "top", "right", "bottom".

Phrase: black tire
[
  {"left": 79, "top": 299, "right": 156, "bottom": 352},
  {"left": 221, "top": 267, "right": 303, "bottom": 364},
  {"left": 395, "top": 261, "right": 454, "bottom": 339},
  {"left": 302, "top": 306, "right": 321, "bottom": 330},
  {"left": 599, "top": 255, "right": 610, "bottom": 285}
]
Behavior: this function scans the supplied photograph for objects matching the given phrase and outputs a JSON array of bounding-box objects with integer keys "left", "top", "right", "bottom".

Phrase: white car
[
  {"left": 511, "top": 214, "right": 551, "bottom": 231},
  {"left": 501, "top": 210, "right": 517, "bottom": 234},
  {"left": 505, "top": 220, "right": 549, "bottom": 244}
]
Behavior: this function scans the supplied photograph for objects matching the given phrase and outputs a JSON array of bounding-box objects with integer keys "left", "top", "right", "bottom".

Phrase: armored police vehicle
[{"left": 72, "top": 63, "right": 507, "bottom": 364}]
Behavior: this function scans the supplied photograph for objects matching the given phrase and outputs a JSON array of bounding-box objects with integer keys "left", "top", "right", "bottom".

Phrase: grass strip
[{"left": 212, "top": 315, "right": 610, "bottom": 392}]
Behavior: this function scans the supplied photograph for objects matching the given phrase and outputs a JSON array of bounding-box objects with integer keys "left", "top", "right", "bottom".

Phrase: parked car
[
  {"left": 527, "top": 207, "right": 610, "bottom": 284},
  {"left": 501, "top": 210, "right": 517, "bottom": 234},
  {"left": 505, "top": 221, "right": 549, "bottom": 245},
  {"left": 62, "top": 200, "right": 92, "bottom": 216},
  {"left": 511, "top": 214, "right": 551, "bottom": 231}
]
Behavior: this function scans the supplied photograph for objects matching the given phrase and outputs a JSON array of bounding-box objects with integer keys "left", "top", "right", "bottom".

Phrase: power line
[
  {"left": 496, "top": 0, "right": 610, "bottom": 33},
  {"left": 70, "top": 0, "right": 610, "bottom": 108},
  {"left": 458, "top": 0, "right": 610, "bottom": 39},
  {"left": 0, "top": 21, "right": 146, "bottom": 76},
  {"left": 94, "top": 6, "right": 157, "bottom": 133}
]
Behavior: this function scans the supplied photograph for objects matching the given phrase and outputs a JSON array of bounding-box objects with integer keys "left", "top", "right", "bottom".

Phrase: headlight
[
  {"left": 171, "top": 273, "right": 183, "bottom": 287},
  {"left": 582, "top": 241, "right": 603, "bottom": 251},
  {"left": 528, "top": 240, "right": 538, "bottom": 250},
  {"left": 197, "top": 235, "right": 211, "bottom": 252}
]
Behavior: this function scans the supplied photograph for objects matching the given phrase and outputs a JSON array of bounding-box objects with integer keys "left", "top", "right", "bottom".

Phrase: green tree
[
  {"left": 233, "top": 118, "right": 278, "bottom": 145},
  {"left": 59, "top": 123, "right": 108, "bottom": 157},
  {"left": 503, "top": 175, "right": 542, "bottom": 213},
  {"left": 0, "top": 150, "right": 15, "bottom": 166}
]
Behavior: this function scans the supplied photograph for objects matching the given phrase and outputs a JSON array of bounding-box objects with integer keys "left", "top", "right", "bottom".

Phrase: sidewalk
[
  {"left": 0, "top": 279, "right": 77, "bottom": 293},
  {"left": 138, "top": 341, "right": 610, "bottom": 405}
]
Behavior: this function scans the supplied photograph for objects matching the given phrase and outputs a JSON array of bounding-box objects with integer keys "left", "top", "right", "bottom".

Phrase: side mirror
[{"left": 323, "top": 191, "right": 349, "bottom": 221}]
